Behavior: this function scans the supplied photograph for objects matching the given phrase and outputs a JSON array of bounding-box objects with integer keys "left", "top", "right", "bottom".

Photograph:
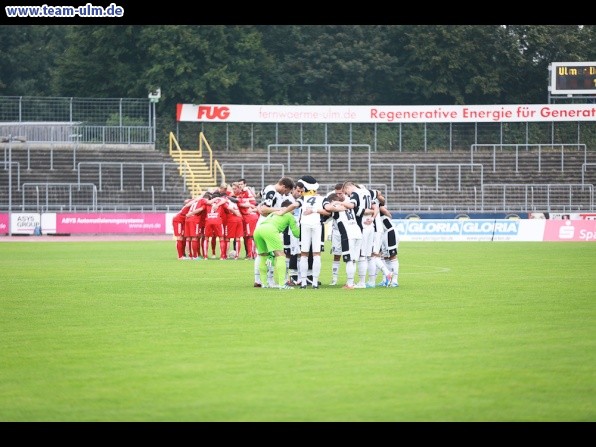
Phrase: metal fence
[
  {"left": 0, "top": 96, "right": 154, "bottom": 145},
  {"left": 2, "top": 96, "right": 596, "bottom": 213},
  {"left": 471, "top": 143, "right": 587, "bottom": 173},
  {"left": 175, "top": 120, "right": 596, "bottom": 153},
  {"left": 2, "top": 96, "right": 595, "bottom": 152},
  {"left": 20, "top": 182, "right": 97, "bottom": 212}
]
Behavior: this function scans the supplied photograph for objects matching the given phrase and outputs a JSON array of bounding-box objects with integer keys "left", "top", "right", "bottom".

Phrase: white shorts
[
  {"left": 372, "top": 230, "right": 384, "bottom": 254},
  {"left": 346, "top": 238, "right": 362, "bottom": 262},
  {"left": 360, "top": 223, "right": 374, "bottom": 257},
  {"left": 331, "top": 229, "right": 342, "bottom": 256},
  {"left": 300, "top": 224, "right": 323, "bottom": 253},
  {"left": 289, "top": 232, "right": 300, "bottom": 255},
  {"left": 381, "top": 228, "right": 400, "bottom": 257}
]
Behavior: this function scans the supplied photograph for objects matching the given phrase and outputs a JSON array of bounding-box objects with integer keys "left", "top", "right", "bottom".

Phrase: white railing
[
  {"left": 267, "top": 143, "right": 371, "bottom": 173},
  {"left": 21, "top": 182, "right": 98, "bottom": 212},
  {"left": 481, "top": 183, "right": 594, "bottom": 212},
  {"left": 582, "top": 163, "right": 596, "bottom": 185},
  {"left": 471, "top": 143, "right": 587, "bottom": 173},
  {"left": 77, "top": 161, "right": 180, "bottom": 192},
  {"left": 370, "top": 163, "right": 484, "bottom": 191},
  {"left": 221, "top": 162, "right": 285, "bottom": 192}
]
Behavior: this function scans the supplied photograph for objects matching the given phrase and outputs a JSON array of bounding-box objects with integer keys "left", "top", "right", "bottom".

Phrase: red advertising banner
[
  {"left": 543, "top": 219, "right": 596, "bottom": 241},
  {"left": 55, "top": 213, "right": 166, "bottom": 234},
  {"left": 0, "top": 213, "right": 8, "bottom": 235},
  {"left": 177, "top": 104, "right": 596, "bottom": 124}
]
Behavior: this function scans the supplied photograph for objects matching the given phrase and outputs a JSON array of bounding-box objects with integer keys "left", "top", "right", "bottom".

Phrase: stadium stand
[
  {"left": 0, "top": 144, "right": 188, "bottom": 212},
  {"left": 2, "top": 138, "right": 595, "bottom": 214},
  {"left": 215, "top": 146, "right": 596, "bottom": 213}
]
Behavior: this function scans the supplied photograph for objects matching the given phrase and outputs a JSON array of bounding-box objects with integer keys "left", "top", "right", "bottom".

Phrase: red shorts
[
  {"left": 173, "top": 216, "right": 185, "bottom": 237},
  {"left": 185, "top": 216, "right": 201, "bottom": 237},
  {"left": 204, "top": 220, "right": 224, "bottom": 238},
  {"left": 226, "top": 218, "right": 244, "bottom": 239},
  {"left": 242, "top": 213, "right": 259, "bottom": 237}
]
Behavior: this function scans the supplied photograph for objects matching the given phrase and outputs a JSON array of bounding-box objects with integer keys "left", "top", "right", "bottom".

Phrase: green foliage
[
  {"left": 105, "top": 112, "right": 145, "bottom": 127},
  {"left": 0, "top": 240, "right": 594, "bottom": 421},
  {"left": 2, "top": 25, "right": 594, "bottom": 149},
  {"left": 0, "top": 26, "right": 68, "bottom": 96},
  {"left": 1, "top": 25, "right": 594, "bottom": 107}
]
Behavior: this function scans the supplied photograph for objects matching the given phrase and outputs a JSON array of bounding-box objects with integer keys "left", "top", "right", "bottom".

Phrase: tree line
[{"left": 1, "top": 25, "right": 594, "bottom": 141}]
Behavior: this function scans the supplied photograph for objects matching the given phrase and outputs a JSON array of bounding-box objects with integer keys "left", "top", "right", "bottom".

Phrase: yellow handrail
[
  {"left": 198, "top": 132, "right": 212, "bottom": 177},
  {"left": 168, "top": 131, "right": 182, "bottom": 156},
  {"left": 198, "top": 131, "right": 225, "bottom": 185},
  {"left": 214, "top": 159, "right": 225, "bottom": 185},
  {"left": 180, "top": 159, "right": 200, "bottom": 196},
  {"left": 169, "top": 131, "right": 225, "bottom": 194}
]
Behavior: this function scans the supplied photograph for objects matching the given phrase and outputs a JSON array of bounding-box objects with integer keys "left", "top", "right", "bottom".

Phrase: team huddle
[
  {"left": 172, "top": 176, "right": 400, "bottom": 290},
  {"left": 172, "top": 179, "right": 259, "bottom": 261}
]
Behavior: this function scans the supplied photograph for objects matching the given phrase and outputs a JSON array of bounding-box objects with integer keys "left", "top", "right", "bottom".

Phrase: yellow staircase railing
[{"left": 168, "top": 131, "right": 225, "bottom": 197}]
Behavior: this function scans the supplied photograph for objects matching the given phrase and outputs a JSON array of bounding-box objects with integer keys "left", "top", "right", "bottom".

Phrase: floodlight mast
[
  {"left": 4, "top": 135, "right": 26, "bottom": 235},
  {"left": 148, "top": 88, "right": 161, "bottom": 145}
]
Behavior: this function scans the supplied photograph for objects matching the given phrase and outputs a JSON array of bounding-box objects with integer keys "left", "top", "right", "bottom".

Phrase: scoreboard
[{"left": 550, "top": 62, "right": 596, "bottom": 95}]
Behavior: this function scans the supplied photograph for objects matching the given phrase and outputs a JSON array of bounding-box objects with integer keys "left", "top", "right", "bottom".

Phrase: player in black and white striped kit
[
  {"left": 324, "top": 183, "right": 346, "bottom": 285},
  {"left": 315, "top": 191, "right": 363, "bottom": 289},
  {"left": 376, "top": 195, "right": 400, "bottom": 287},
  {"left": 340, "top": 182, "right": 373, "bottom": 288},
  {"left": 365, "top": 189, "right": 396, "bottom": 287}
]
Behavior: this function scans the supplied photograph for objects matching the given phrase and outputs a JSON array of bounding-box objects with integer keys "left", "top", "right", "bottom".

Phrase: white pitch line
[{"left": 401, "top": 265, "right": 451, "bottom": 275}]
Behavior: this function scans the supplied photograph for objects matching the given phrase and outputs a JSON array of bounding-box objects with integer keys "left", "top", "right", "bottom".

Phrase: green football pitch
[{"left": 0, "top": 240, "right": 594, "bottom": 422}]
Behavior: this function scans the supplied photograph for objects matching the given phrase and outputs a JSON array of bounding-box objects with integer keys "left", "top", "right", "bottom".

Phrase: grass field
[{"left": 0, "top": 240, "right": 594, "bottom": 422}]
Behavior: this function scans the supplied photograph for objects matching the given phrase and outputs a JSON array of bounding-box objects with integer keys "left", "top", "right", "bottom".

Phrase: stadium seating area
[
  {"left": 0, "top": 144, "right": 188, "bottom": 212},
  {"left": 217, "top": 146, "right": 596, "bottom": 213},
  {"left": 1, "top": 143, "right": 595, "bottom": 213}
]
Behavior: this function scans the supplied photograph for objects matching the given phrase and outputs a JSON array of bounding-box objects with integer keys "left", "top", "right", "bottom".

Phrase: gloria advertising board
[
  {"left": 393, "top": 219, "right": 544, "bottom": 242},
  {"left": 392, "top": 218, "right": 596, "bottom": 241}
]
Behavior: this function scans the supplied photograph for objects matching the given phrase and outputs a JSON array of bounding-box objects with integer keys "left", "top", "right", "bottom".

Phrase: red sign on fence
[
  {"left": 543, "top": 219, "right": 596, "bottom": 241},
  {"left": 0, "top": 213, "right": 8, "bottom": 234},
  {"left": 56, "top": 213, "right": 166, "bottom": 234}
]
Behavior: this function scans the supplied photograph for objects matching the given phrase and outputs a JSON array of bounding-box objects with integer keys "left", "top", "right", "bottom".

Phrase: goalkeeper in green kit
[{"left": 253, "top": 199, "right": 301, "bottom": 289}]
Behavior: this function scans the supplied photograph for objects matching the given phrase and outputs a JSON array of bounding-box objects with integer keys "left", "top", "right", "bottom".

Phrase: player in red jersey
[
  {"left": 232, "top": 181, "right": 259, "bottom": 259},
  {"left": 223, "top": 192, "right": 245, "bottom": 259},
  {"left": 196, "top": 192, "right": 211, "bottom": 259},
  {"left": 203, "top": 192, "right": 237, "bottom": 260},
  {"left": 238, "top": 178, "right": 256, "bottom": 200},
  {"left": 172, "top": 198, "right": 194, "bottom": 259},
  {"left": 218, "top": 182, "right": 232, "bottom": 197},
  {"left": 237, "top": 179, "right": 257, "bottom": 257},
  {"left": 185, "top": 191, "right": 212, "bottom": 259},
  {"left": 206, "top": 185, "right": 232, "bottom": 257}
]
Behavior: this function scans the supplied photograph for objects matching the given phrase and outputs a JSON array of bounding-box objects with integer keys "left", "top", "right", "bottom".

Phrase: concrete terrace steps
[
  {"left": 1, "top": 146, "right": 189, "bottom": 210},
  {"left": 214, "top": 148, "right": 596, "bottom": 211},
  {"left": 8, "top": 148, "right": 185, "bottom": 187},
  {"left": 3, "top": 144, "right": 594, "bottom": 213},
  {"left": 216, "top": 148, "right": 596, "bottom": 186}
]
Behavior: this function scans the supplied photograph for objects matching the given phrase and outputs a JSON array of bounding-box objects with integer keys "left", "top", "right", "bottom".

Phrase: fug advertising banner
[{"left": 177, "top": 104, "right": 596, "bottom": 124}]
